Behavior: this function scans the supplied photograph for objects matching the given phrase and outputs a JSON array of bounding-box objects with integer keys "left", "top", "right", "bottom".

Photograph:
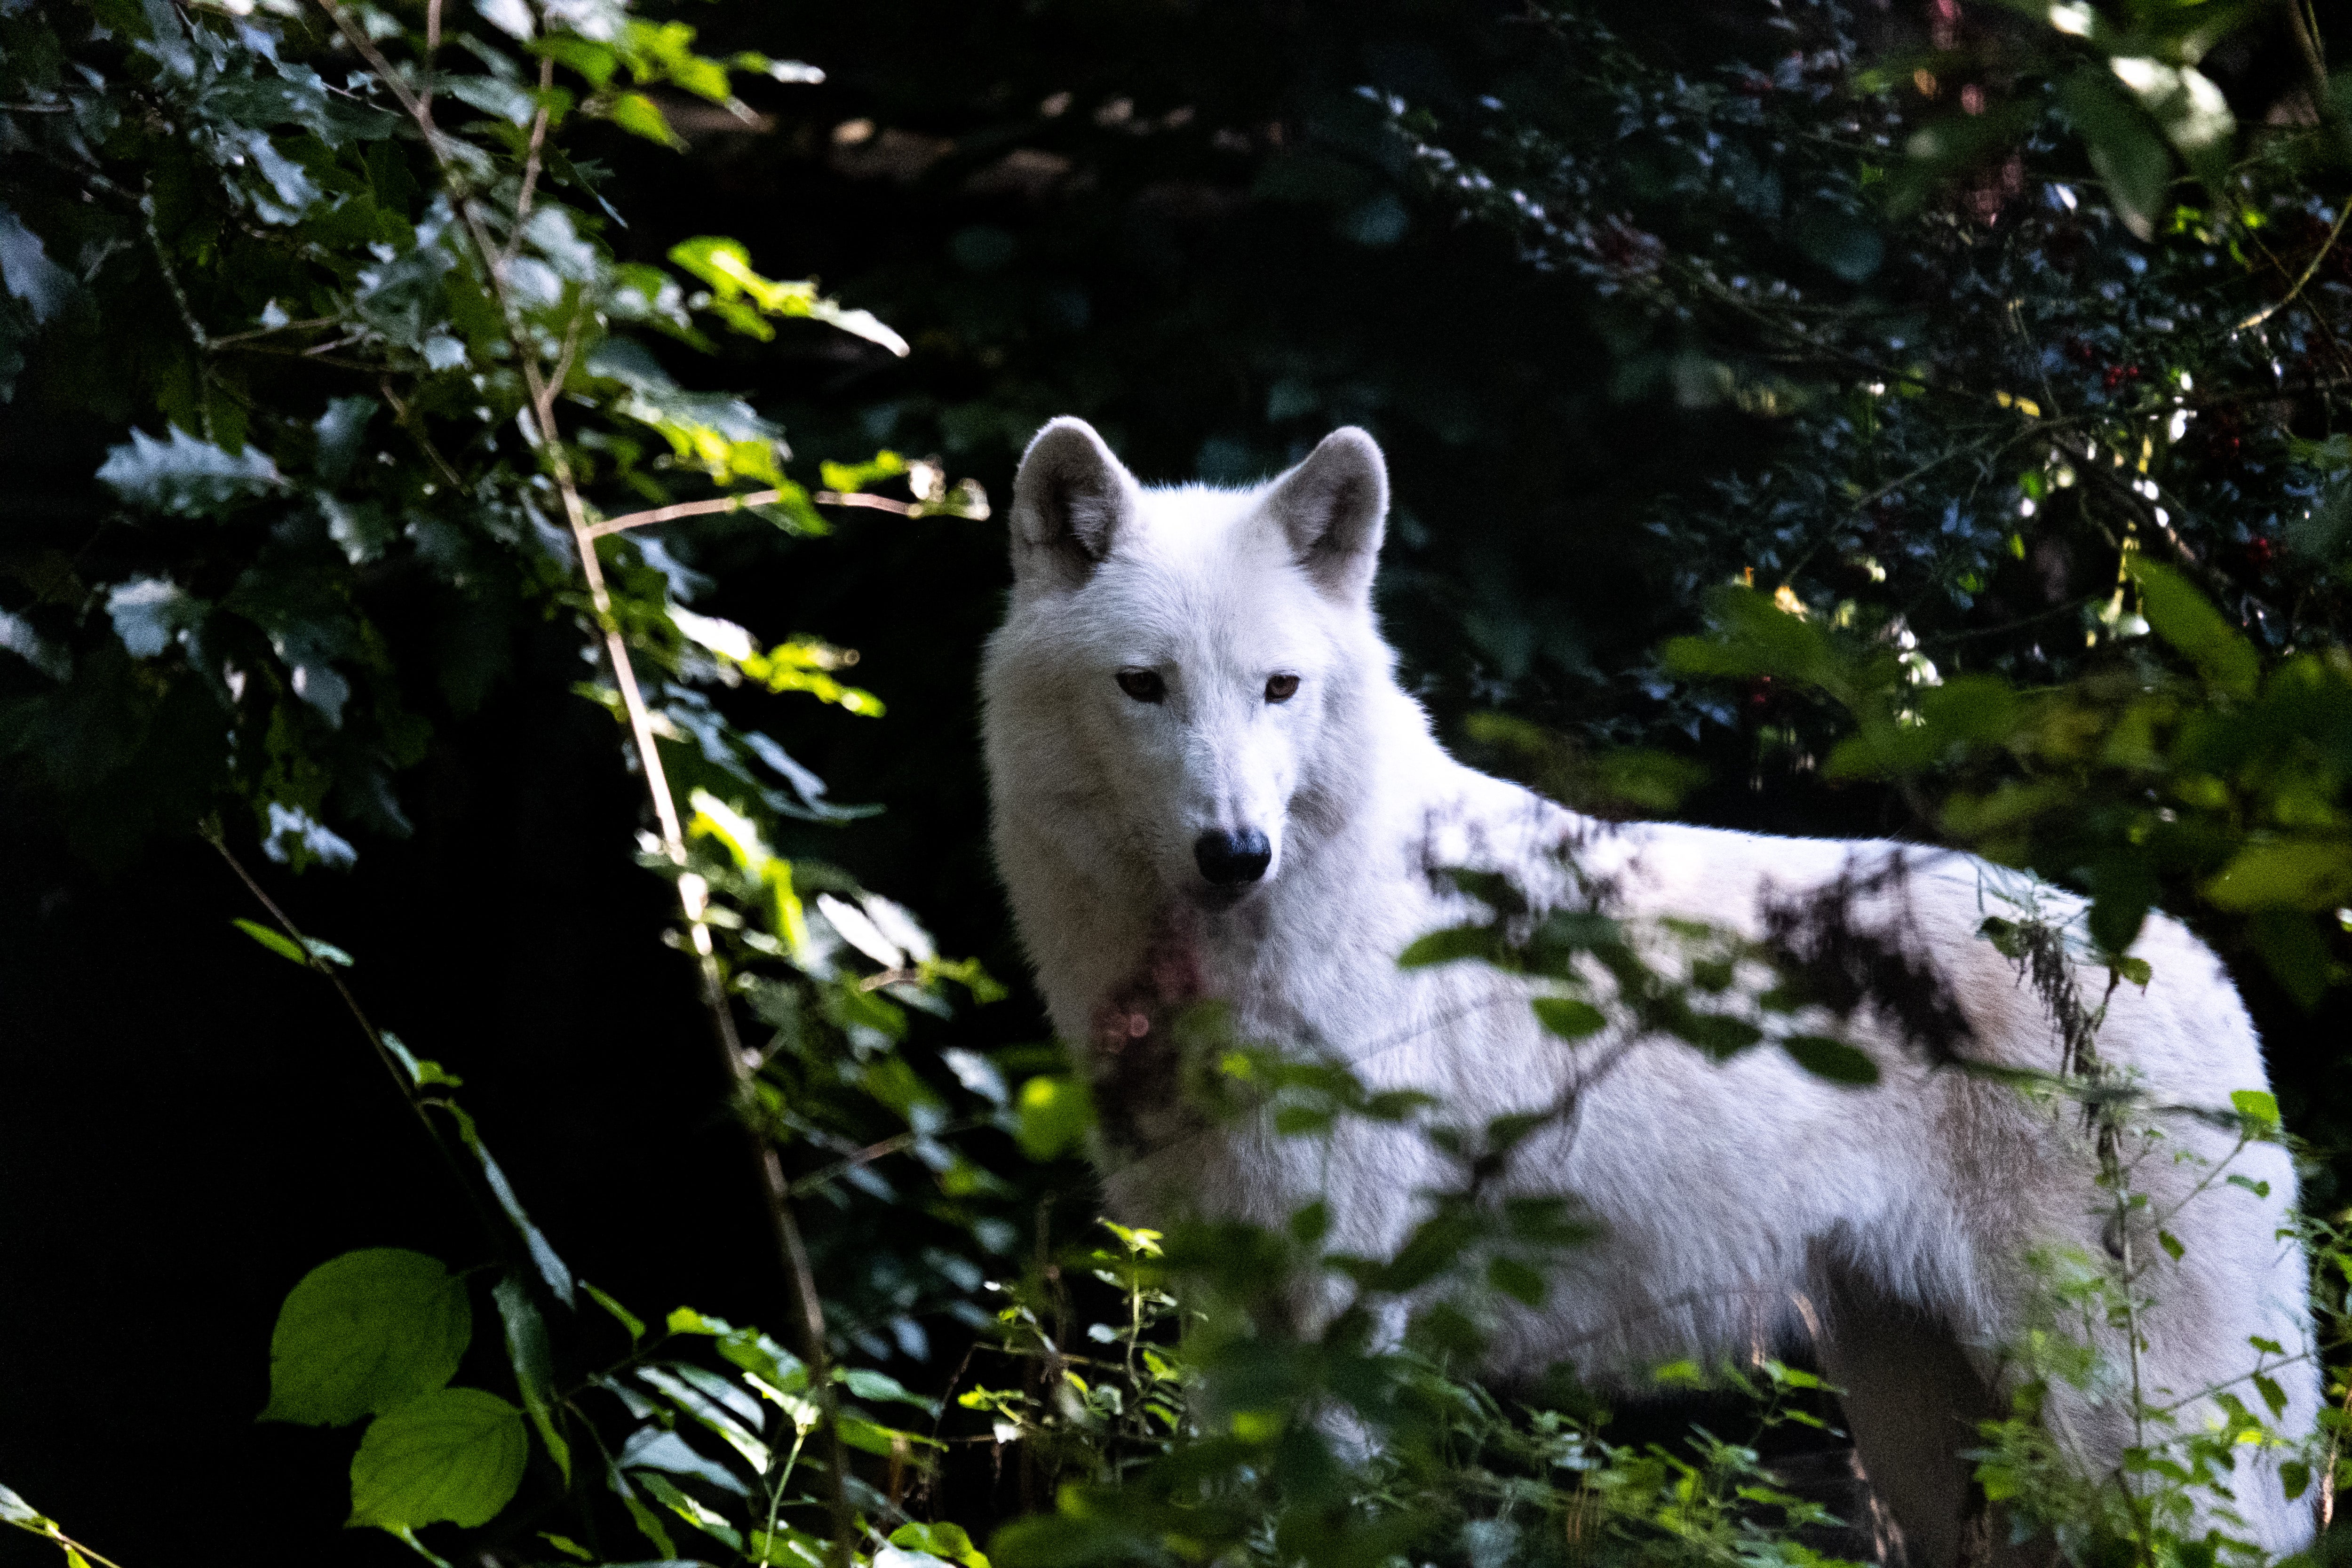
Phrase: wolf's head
[{"left": 982, "top": 417, "right": 1396, "bottom": 907}]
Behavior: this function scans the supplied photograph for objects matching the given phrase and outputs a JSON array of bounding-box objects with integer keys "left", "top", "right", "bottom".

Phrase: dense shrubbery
[{"left": 4, "top": 1, "right": 2352, "bottom": 1567}]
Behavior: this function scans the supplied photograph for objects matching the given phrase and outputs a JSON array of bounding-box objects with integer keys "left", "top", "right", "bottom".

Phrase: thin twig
[
  {"left": 418, "top": 0, "right": 441, "bottom": 122},
  {"left": 205, "top": 828, "right": 514, "bottom": 1256},
  {"left": 588, "top": 488, "right": 797, "bottom": 536},
  {"left": 0, "top": 1517, "right": 135, "bottom": 1568},
  {"left": 205, "top": 315, "right": 340, "bottom": 347},
  {"left": 817, "top": 490, "right": 919, "bottom": 514},
  {"left": 2285, "top": 1, "right": 2352, "bottom": 165},
  {"left": 379, "top": 375, "right": 465, "bottom": 489},
  {"left": 2235, "top": 200, "right": 2352, "bottom": 333},
  {"left": 503, "top": 55, "right": 557, "bottom": 268},
  {"left": 587, "top": 487, "right": 918, "bottom": 537}
]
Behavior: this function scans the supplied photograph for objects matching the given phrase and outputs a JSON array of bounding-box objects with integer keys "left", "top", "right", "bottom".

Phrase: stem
[
  {"left": 1, "top": 1518, "right": 137, "bottom": 1568},
  {"left": 2234, "top": 201, "right": 2352, "bottom": 333},
  {"left": 2285, "top": 1, "right": 2352, "bottom": 165},
  {"left": 503, "top": 55, "right": 556, "bottom": 268},
  {"left": 205, "top": 828, "right": 518, "bottom": 1265},
  {"left": 314, "top": 6, "right": 859, "bottom": 1555},
  {"left": 588, "top": 487, "right": 919, "bottom": 537}
]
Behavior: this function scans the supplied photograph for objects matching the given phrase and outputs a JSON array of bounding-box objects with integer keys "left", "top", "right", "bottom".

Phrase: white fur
[{"left": 980, "top": 419, "right": 2318, "bottom": 1561}]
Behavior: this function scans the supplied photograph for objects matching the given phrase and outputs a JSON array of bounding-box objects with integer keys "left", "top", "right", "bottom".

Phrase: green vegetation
[{"left": 3, "top": 0, "right": 2351, "bottom": 1566}]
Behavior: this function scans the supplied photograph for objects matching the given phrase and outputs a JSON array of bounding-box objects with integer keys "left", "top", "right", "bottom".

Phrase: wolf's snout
[{"left": 1192, "top": 828, "right": 1271, "bottom": 886}]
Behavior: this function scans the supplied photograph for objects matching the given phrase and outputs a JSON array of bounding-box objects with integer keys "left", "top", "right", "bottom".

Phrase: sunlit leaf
[
  {"left": 261, "top": 1250, "right": 472, "bottom": 1426},
  {"left": 347, "top": 1387, "right": 528, "bottom": 1531}
]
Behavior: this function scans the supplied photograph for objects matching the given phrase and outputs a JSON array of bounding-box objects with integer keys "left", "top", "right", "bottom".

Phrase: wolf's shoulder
[{"left": 1395, "top": 759, "right": 1585, "bottom": 896}]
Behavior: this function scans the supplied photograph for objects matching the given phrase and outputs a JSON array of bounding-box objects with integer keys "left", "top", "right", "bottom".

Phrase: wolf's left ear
[
  {"left": 1009, "top": 416, "right": 1140, "bottom": 594},
  {"left": 1264, "top": 427, "right": 1388, "bottom": 601}
]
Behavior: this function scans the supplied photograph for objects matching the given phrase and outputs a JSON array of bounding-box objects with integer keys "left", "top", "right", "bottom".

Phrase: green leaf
[
  {"left": 841, "top": 1365, "right": 938, "bottom": 1414},
  {"left": 2128, "top": 558, "right": 2258, "bottom": 700},
  {"left": 347, "top": 1387, "right": 528, "bottom": 1531},
  {"left": 1782, "top": 1035, "right": 1880, "bottom": 1087},
  {"left": 2230, "top": 1089, "right": 2280, "bottom": 1127},
  {"left": 1487, "top": 1255, "right": 1549, "bottom": 1308},
  {"left": 715, "top": 1326, "right": 807, "bottom": 1393},
  {"left": 492, "top": 1274, "right": 571, "bottom": 1485},
  {"left": 892, "top": 1520, "right": 991, "bottom": 1568},
  {"left": 0, "top": 609, "right": 71, "bottom": 681},
  {"left": 2058, "top": 68, "right": 2174, "bottom": 240},
  {"left": 1396, "top": 924, "right": 1497, "bottom": 969},
  {"left": 606, "top": 93, "right": 683, "bottom": 149},
  {"left": 0, "top": 1482, "right": 54, "bottom": 1528},
  {"left": 1594, "top": 748, "right": 1708, "bottom": 812},
  {"left": 230, "top": 917, "right": 355, "bottom": 968},
  {"left": 583, "top": 1280, "right": 646, "bottom": 1342},
  {"left": 96, "top": 426, "right": 281, "bottom": 514},
  {"left": 440, "top": 1103, "right": 575, "bottom": 1306},
  {"left": 2254, "top": 1373, "right": 2288, "bottom": 1419},
  {"left": 105, "top": 578, "right": 208, "bottom": 659},
  {"left": 262, "top": 1250, "right": 472, "bottom": 1426},
  {"left": 1015, "top": 1073, "right": 1094, "bottom": 1161},
  {"left": 2203, "top": 840, "right": 2352, "bottom": 913},
  {"left": 2282, "top": 1460, "right": 2312, "bottom": 1501},
  {"left": 2247, "top": 908, "right": 2338, "bottom": 1011},
  {"left": 2106, "top": 56, "right": 2234, "bottom": 196},
  {"left": 634, "top": 1470, "right": 742, "bottom": 1550},
  {"left": 619, "top": 1490, "right": 679, "bottom": 1559},
  {"left": 1531, "top": 996, "right": 1606, "bottom": 1039}
]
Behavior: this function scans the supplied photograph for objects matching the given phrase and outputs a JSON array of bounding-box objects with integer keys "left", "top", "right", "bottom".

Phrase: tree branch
[{"left": 315, "top": 5, "right": 859, "bottom": 1555}]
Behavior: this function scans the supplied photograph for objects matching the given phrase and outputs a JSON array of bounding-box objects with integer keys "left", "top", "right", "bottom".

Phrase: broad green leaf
[
  {"left": 2128, "top": 558, "right": 2258, "bottom": 700},
  {"left": 2230, "top": 1089, "right": 2280, "bottom": 1127},
  {"left": 347, "top": 1387, "right": 528, "bottom": 1531},
  {"left": 1782, "top": 1035, "right": 1880, "bottom": 1087},
  {"left": 262, "top": 1249, "right": 472, "bottom": 1426}
]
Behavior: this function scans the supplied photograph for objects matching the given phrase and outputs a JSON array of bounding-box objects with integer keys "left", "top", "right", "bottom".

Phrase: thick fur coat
[{"left": 978, "top": 418, "right": 2318, "bottom": 1562}]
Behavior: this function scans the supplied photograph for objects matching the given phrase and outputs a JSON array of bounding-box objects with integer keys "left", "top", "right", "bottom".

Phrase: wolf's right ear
[{"left": 1008, "top": 417, "right": 1138, "bottom": 593}]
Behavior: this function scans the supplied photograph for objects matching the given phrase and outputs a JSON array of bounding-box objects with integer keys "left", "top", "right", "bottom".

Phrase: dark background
[{"left": 2, "top": 1, "right": 2341, "bottom": 1563}]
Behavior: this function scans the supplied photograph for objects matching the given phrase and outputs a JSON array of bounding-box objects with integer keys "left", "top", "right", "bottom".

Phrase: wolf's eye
[
  {"left": 1264, "top": 674, "right": 1300, "bottom": 703},
  {"left": 1116, "top": 669, "right": 1165, "bottom": 703}
]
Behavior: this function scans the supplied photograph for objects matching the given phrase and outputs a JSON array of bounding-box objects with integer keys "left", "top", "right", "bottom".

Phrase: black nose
[{"left": 1193, "top": 828, "right": 1271, "bottom": 886}]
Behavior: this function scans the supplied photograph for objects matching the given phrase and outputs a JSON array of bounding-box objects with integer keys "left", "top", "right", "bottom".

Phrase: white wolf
[{"left": 979, "top": 417, "right": 2318, "bottom": 1561}]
